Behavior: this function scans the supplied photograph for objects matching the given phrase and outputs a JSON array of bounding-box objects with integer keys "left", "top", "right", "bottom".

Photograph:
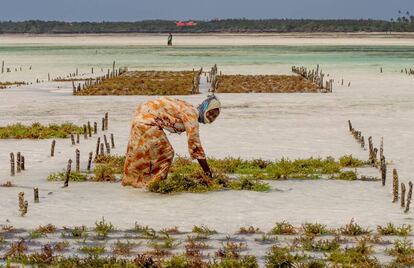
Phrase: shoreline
[{"left": 1, "top": 32, "right": 414, "bottom": 46}]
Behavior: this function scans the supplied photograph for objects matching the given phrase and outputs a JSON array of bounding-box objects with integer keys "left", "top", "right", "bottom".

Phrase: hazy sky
[{"left": 1, "top": 0, "right": 413, "bottom": 21}]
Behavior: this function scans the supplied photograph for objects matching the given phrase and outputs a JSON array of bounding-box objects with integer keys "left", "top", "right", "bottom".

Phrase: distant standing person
[{"left": 167, "top": 33, "right": 173, "bottom": 46}]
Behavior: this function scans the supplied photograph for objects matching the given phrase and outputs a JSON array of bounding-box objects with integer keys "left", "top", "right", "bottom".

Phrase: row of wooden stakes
[
  {"left": 72, "top": 65, "right": 128, "bottom": 95},
  {"left": 348, "top": 120, "right": 413, "bottom": 213},
  {"left": 401, "top": 68, "right": 414, "bottom": 75},
  {"left": 63, "top": 133, "right": 116, "bottom": 188},
  {"left": 16, "top": 188, "right": 40, "bottom": 217},
  {"left": 291, "top": 65, "right": 333, "bottom": 93},
  {"left": 9, "top": 152, "right": 26, "bottom": 177},
  {"left": 11, "top": 113, "right": 111, "bottom": 216}
]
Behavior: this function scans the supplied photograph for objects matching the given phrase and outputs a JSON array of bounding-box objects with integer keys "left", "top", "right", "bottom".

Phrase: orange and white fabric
[{"left": 122, "top": 97, "right": 206, "bottom": 188}]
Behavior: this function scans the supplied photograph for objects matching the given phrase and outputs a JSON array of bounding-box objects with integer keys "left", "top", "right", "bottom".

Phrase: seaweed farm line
[{"left": 1, "top": 37, "right": 414, "bottom": 263}]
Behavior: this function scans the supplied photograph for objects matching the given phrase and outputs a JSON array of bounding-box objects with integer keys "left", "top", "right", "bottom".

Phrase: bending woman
[{"left": 122, "top": 95, "right": 221, "bottom": 188}]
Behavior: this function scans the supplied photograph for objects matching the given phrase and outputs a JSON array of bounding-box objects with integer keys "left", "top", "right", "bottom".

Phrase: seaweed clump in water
[{"left": 0, "top": 122, "right": 83, "bottom": 139}]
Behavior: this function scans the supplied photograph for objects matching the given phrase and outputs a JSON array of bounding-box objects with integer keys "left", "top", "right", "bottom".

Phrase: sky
[{"left": 0, "top": 0, "right": 413, "bottom": 21}]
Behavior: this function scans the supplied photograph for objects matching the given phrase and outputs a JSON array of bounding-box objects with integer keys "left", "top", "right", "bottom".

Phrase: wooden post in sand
[
  {"left": 94, "top": 122, "right": 97, "bottom": 134},
  {"left": 100, "top": 143, "right": 105, "bottom": 156},
  {"left": 10, "top": 153, "right": 15, "bottom": 176},
  {"left": 51, "top": 140, "right": 56, "bottom": 157},
  {"left": 18, "top": 192, "right": 27, "bottom": 216},
  {"left": 71, "top": 134, "right": 75, "bottom": 145},
  {"left": 88, "top": 121, "right": 92, "bottom": 137},
  {"left": 21, "top": 156, "right": 25, "bottom": 170},
  {"left": 83, "top": 124, "right": 87, "bottom": 139},
  {"left": 368, "top": 136, "right": 373, "bottom": 162},
  {"left": 16, "top": 152, "right": 21, "bottom": 173},
  {"left": 63, "top": 159, "right": 72, "bottom": 188},
  {"left": 380, "top": 156, "right": 386, "bottom": 186},
  {"left": 103, "top": 135, "right": 110, "bottom": 154},
  {"left": 1, "top": 61, "right": 4, "bottom": 73},
  {"left": 405, "top": 182, "right": 413, "bottom": 213},
  {"left": 348, "top": 120, "right": 353, "bottom": 132},
  {"left": 95, "top": 137, "right": 101, "bottom": 158},
  {"left": 76, "top": 133, "right": 80, "bottom": 144},
  {"left": 373, "top": 148, "right": 378, "bottom": 167},
  {"left": 392, "top": 169, "right": 399, "bottom": 203},
  {"left": 87, "top": 152, "right": 93, "bottom": 171},
  {"left": 401, "top": 183, "right": 406, "bottom": 208},
  {"left": 102, "top": 118, "right": 105, "bottom": 131},
  {"left": 34, "top": 187, "right": 39, "bottom": 203},
  {"left": 75, "top": 149, "right": 80, "bottom": 172},
  {"left": 110, "top": 133, "right": 115, "bottom": 148},
  {"left": 105, "top": 112, "right": 109, "bottom": 130}
]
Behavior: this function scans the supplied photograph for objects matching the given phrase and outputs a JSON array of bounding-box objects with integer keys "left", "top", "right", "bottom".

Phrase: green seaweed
[
  {"left": 47, "top": 171, "right": 89, "bottom": 182},
  {"left": 0, "top": 122, "right": 83, "bottom": 139}
]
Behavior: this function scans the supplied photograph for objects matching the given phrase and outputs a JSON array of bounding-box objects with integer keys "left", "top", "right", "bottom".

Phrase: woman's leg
[
  {"left": 122, "top": 124, "right": 154, "bottom": 188},
  {"left": 146, "top": 131, "right": 175, "bottom": 186}
]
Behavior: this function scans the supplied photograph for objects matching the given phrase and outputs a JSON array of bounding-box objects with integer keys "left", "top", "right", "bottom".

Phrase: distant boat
[{"left": 175, "top": 21, "right": 198, "bottom": 27}]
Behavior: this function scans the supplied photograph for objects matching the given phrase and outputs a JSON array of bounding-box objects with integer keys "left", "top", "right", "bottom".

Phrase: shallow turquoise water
[{"left": 0, "top": 45, "right": 413, "bottom": 82}]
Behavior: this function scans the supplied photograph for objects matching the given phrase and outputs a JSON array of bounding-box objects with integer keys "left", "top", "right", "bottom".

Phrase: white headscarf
[{"left": 198, "top": 95, "right": 221, "bottom": 124}]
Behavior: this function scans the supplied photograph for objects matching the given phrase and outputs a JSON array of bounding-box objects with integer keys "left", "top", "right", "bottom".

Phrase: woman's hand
[{"left": 197, "top": 158, "right": 212, "bottom": 178}]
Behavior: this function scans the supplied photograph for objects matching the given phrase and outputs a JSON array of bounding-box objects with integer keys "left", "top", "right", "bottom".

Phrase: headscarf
[{"left": 198, "top": 95, "right": 221, "bottom": 124}]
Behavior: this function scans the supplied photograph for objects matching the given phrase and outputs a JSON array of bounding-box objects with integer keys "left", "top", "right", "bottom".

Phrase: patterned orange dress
[{"left": 122, "top": 97, "right": 206, "bottom": 188}]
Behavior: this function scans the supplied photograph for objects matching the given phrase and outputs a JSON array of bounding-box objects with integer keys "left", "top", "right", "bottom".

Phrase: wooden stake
[
  {"left": 71, "top": 134, "right": 75, "bottom": 145},
  {"left": 63, "top": 159, "right": 72, "bottom": 188},
  {"left": 348, "top": 120, "right": 353, "bottom": 132},
  {"left": 380, "top": 137, "right": 384, "bottom": 160},
  {"left": 16, "top": 152, "right": 21, "bottom": 173},
  {"left": 102, "top": 118, "right": 105, "bottom": 131},
  {"left": 88, "top": 121, "right": 92, "bottom": 137},
  {"left": 392, "top": 169, "right": 399, "bottom": 203},
  {"left": 18, "top": 192, "right": 27, "bottom": 216},
  {"left": 103, "top": 135, "right": 110, "bottom": 154},
  {"left": 34, "top": 187, "right": 39, "bottom": 203},
  {"left": 401, "top": 183, "right": 406, "bottom": 208},
  {"left": 105, "top": 112, "right": 109, "bottom": 130},
  {"left": 94, "top": 122, "right": 97, "bottom": 134},
  {"left": 76, "top": 133, "right": 80, "bottom": 144},
  {"left": 83, "top": 124, "right": 87, "bottom": 139},
  {"left": 75, "top": 149, "right": 80, "bottom": 172},
  {"left": 10, "top": 153, "right": 15, "bottom": 176},
  {"left": 110, "top": 133, "right": 115, "bottom": 148},
  {"left": 51, "top": 140, "right": 56, "bottom": 157},
  {"left": 100, "top": 143, "right": 104, "bottom": 156},
  {"left": 87, "top": 152, "right": 93, "bottom": 171},
  {"left": 381, "top": 156, "right": 386, "bottom": 186},
  {"left": 96, "top": 137, "right": 101, "bottom": 158},
  {"left": 21, "top": 156, "right": 25, "bottom": 170},
  {"left": 405, "top": 181, "right": 413, "bottom": 213}
]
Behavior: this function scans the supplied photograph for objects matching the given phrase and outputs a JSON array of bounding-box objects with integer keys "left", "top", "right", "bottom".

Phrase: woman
[{"left": 122, "top": 95, "right": 221, "bottom": 188}]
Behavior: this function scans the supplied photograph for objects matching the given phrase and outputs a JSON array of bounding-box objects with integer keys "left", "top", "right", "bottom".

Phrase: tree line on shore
[{"left": 0, "top": 18, "right": 414, "bottom": 34}]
